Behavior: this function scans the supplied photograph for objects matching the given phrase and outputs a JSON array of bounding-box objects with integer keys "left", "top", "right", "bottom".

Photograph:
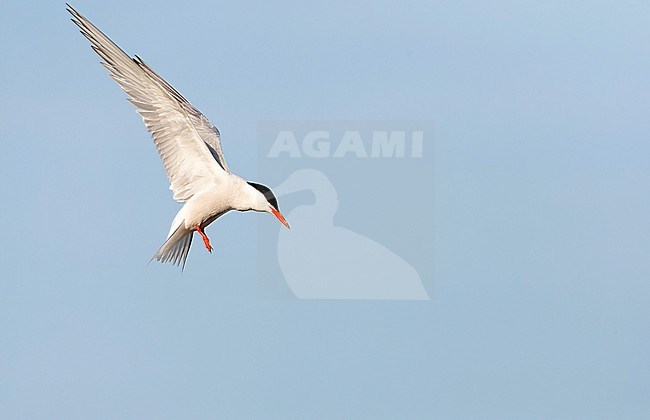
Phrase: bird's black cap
[{"left": 248, "top": 182, "right": 279, "bottom": 210}]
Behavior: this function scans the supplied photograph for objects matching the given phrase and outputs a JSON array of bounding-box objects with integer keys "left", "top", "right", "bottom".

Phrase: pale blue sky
[{"left": 1, "top": 1, "right": 650, "bottom": 418}]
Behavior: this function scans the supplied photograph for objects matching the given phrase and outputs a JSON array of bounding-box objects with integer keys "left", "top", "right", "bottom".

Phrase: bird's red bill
[{"left": 271, "top": 207, "right": 290, "bottom": 229}]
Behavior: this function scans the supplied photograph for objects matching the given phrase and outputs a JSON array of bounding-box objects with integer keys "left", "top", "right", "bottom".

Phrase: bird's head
[{"left": 244, "top": 182, "right": 290, "bottom": 229}]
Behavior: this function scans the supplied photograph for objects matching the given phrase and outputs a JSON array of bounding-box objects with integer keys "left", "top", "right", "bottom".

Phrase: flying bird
[{"left": 67, "top": 4, "right": 290, "bottom": 269}]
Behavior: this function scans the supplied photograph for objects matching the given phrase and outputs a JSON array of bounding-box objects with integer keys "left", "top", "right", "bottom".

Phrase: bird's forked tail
[{"left": 151, "top": 223, "right": 193, "bottom": 269}]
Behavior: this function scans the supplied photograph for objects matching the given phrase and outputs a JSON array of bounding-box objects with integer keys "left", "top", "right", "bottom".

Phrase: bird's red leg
[{"left": 194, "top": 225, "right": 213, "bottom": 253}]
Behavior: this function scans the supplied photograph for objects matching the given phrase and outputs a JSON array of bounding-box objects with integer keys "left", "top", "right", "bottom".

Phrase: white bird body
[
  {"left": 172, "top": 175, "right": 255, "bottom": 230},
  {"left": 68, "top": 4, "right": 289, "bottom": 268}
]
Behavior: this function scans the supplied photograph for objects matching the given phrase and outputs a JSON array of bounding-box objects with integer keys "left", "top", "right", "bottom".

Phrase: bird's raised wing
[
  {"left": 68, "top": 4, "right": 230, "bottom": 202},
  {"left": 134, "top": 56, "right": 230, "bottom": 174}
]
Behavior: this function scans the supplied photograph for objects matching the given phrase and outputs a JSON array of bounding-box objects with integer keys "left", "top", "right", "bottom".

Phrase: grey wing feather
[
  {"left": 68, "top": 4, "right": 229, "bottom": 202},
  {"left": 134, "top": 56, "right": 230, "bottom": 173}
]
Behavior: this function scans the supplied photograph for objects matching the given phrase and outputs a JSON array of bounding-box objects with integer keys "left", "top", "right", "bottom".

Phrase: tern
[{"left": 68, "top": 4, "right": 290, "bottom": 269}]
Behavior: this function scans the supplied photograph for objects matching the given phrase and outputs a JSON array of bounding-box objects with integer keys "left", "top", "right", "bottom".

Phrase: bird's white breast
[{"left": 178, "top": 174, "right": 244, "bottom": 229}]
